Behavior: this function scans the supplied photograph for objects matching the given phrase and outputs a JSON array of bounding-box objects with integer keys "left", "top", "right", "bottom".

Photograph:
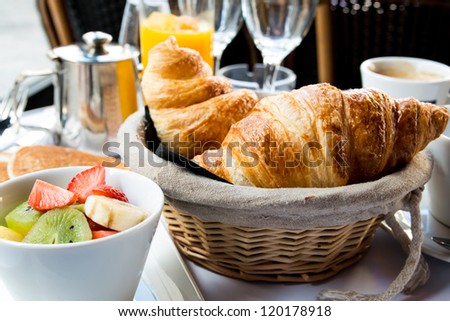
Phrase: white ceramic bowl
[{"left": 0, "top": 166, "right": 164, "bottom": 300}]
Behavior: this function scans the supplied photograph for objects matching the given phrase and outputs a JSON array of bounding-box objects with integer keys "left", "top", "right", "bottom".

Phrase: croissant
[
  {"left": 194, "top": 83, "right": 449, "bottom": 187},
  {"left": 141, "top": 37, "right": 258, "bottom": 158}
]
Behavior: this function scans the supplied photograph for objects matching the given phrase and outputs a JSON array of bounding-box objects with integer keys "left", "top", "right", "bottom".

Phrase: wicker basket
[
  {"left": 163, "top": 204, "right": 384, "bottom": 282},
  {"left": 118, "top": 111, "right": 433, "bottom": 286}
]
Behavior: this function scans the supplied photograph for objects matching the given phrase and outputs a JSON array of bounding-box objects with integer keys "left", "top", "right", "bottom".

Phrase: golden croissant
[
  {"left": 194, "top": 83, "right": 449, "bottom": 187},
  {"left": 141, "top": 37, "right": 258, "bottom": 158}
]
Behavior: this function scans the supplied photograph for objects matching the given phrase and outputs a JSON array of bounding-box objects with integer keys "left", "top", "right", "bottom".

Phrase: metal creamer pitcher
[
  {"left": 50, "top": 31, "right": 143, "bottom": 152},
  {"left": 7, "top": 31, "right": 143, "bottom": 153}
]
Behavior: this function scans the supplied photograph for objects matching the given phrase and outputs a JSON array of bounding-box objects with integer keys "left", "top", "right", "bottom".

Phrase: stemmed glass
[
  {"left": 241, "top": 0, "right": 319, "bottom": 91},
  {"left": 118, "top": 0, "right": 143, "bottom": 74},
  {"left": 213, "top": 0, "right": 243, "bottom": 75}
]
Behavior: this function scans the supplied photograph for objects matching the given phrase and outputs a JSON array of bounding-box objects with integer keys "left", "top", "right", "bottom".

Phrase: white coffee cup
[
  {"left": 360, "top": 57, "right": 450, "bottom": 105},
  {"left": 426, "top": 105, "right": 450, "bottom": 227}
]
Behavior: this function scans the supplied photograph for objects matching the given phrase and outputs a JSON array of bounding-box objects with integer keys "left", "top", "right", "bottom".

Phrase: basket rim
[{"left": 118, "top": 110, "right": 433, "bottom": 229}]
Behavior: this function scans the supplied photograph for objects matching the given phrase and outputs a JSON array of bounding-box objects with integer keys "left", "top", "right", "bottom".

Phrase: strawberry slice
[
  {"left": 86, "top": 215, "right": 108, "bottom": 231},
  {"left": 67, "top": 166, "right": 106, "bottom": 203},
  {"left": 28, "top": 179, "right": 77, "bottom": 211},
  {"left": 92, "top": 230, "right": 118, "bottom": 240},
  {"left": 92, "top": 185, "right": 129, "bottom": 202}
]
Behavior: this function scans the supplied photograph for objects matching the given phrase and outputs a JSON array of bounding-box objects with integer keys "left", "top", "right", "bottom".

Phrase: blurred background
[
  {"left": 1, "top": 0, "right": 449, "bottom": 109},
  {"left": 0, "top": 0, "right": 53, "bottom": 102},
  {"left": 0, "top": 0, "right": 319, "bottom": 110}
]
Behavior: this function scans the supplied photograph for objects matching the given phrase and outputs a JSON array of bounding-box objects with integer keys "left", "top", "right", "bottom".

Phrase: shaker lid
[{"left": 51, "top": 31, "right": 139, "bottom": 63}]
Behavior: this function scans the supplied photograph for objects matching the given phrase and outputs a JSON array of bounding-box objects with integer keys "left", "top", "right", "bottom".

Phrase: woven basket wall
[{"left": 163, "top": 203, "right": 384, "bottom": 283}]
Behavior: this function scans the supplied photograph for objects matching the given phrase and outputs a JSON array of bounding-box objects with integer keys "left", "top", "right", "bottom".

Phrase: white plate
[
  {"left": 141, "top": 220, "right": 204, "bottom": 301},
  {"left": 382, "top": 188, "right": 450, "bottom": 263},
  {"left": 0, "top": 219, "right": 203, "bottom": 301}
]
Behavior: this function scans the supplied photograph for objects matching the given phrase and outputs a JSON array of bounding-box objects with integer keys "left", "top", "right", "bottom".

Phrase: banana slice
[
  {"left": 0, "top": 226, "right": 24, "bottom": 242},
  {"left": 84, "top": 195, "right": 150, "bottom": 231}
]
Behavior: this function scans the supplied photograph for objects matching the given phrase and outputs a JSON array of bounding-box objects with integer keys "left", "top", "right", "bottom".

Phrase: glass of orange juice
[{"left": 138, "top": 0, "right": 214, "bottom": 70}]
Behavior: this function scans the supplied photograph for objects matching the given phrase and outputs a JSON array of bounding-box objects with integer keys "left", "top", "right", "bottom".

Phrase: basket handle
[{"left": 317, "top": 188, "right": 429, "bottom": 301}]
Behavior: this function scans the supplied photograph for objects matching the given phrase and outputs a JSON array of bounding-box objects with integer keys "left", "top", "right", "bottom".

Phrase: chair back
[
  {"left": 316, "top": 0, "right": 450, "bottom": 89},
  {"left": 37, "top": 0, "right": 127, "bottom": 48}
]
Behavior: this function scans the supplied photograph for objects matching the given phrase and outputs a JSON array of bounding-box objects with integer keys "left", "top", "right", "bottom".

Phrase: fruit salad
[{"left": 0, "top": 166, "right": 150, "bottom": 244}]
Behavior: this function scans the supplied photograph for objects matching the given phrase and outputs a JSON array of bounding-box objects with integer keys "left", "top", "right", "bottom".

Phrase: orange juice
[
  {"left": 140, "top": 12, "right": 213, "bottom": 69},
  {"left": 116, "top": 59, "right": 138, "bottom": 121}
]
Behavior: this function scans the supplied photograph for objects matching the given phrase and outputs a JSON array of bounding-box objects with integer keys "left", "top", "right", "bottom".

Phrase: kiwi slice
[
  {"left": 23, "top": 207, "right": 92, "bottom": 244},
  {"left": 70, "top": 203, "right": 85, "bottom": 213},
  {"left": 5, "top": 202, "right": 43, "bottom": 236}
]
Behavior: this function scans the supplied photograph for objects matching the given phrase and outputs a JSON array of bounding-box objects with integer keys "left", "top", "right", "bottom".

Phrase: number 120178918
[{"left": 260, "top": 305, "right": 332, "bottom": 317}]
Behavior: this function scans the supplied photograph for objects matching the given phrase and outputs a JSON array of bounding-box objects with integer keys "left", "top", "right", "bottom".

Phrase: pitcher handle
[
  {"left": 0, "top": 69, "right": 57, "bottom": 150},
  {"left": 4, "top": 69, "right": 54, "bottom": 121}
]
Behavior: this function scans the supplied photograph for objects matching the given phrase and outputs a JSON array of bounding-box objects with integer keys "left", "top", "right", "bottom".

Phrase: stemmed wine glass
[
  {"left": 118, "top": 0, "right": 142, "bottom": 72},
  {"left": 241, "top": 0, "right": 319, "bottom": 91},
  {"left": 214, "top": 0, "right": 243, "bottom": 75}
]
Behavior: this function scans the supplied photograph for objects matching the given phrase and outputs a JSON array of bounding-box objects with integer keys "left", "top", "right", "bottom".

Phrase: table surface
[{"left": 2, "top": 107, "right": 449, "bottom": 302}]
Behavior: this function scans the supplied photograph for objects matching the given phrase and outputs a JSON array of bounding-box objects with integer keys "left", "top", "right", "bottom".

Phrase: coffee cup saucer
[{"left": 382, "top": 188, "right": 450, "bottom": 263}]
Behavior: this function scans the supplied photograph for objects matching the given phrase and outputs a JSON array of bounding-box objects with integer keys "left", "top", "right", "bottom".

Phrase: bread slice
[
  {"left": 0, "top": 162, "right": 9, "bottom": 183},
  {"left": 0, "top": 152, "right": 13, "bottom": 182},
  {"left": 7, "top": 145, "right": 124, "bottom": 178}
]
